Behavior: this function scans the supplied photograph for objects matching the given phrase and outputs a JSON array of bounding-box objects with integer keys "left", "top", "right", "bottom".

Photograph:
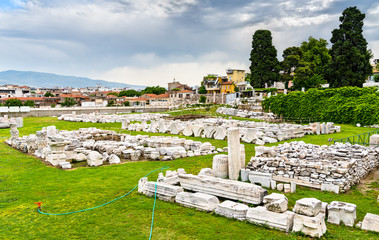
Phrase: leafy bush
[
  {"left": 262, "top": 87, "right": 379, "bottom": 125},
  {"left": 199, "top": 95, "right": 207, "bottom": 103},
  {"left": 5, "top": 99, "right": 23, "bottom": 107},
  {"left": 23, "top": 100, "right": 35, "bottom": 107},
  {"left": 61, "top": 98, "right": 76, "bottom": 107},
  {"left": 123, "top": 101, "right": 130, "bottom": 106}
]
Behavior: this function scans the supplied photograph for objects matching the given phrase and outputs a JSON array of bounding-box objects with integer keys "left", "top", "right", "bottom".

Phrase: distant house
[
  {"left": 203, "top": 75, "right": 223, "bottom": 94},
  {"left": 167, "top": 80, "right": 192, "bottom": 91},
  {"left": 128, "top": 97, "right": 148, "bottom": 106},
  {"left": 59, "top": 94, "right": 89, "bottom": 105},
  {"left": 140, "top": 93, "right": 170, "bottom": 106},
  {"left": 226, "top": 69, "right": 245, "bottom": 83},
  {"left": 220, "top": 81, "right": 236, "bottom": 94}
]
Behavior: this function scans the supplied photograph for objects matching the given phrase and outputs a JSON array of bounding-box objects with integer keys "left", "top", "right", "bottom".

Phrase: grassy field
[{"left": 0, "top": 116, "right": 378, "bottom": 239}]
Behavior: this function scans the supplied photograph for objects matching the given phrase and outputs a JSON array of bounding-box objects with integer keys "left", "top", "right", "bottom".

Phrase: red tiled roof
[
  {"left": 220, "top": 81, "right": 233, "bottom": 85},
  {"left": 178, "top": 90, "right": 193, "bottom": 93},
  {"left": 130, "top": 98, "right": 148, "bottom": 101},
  {"left": 60, "top": 94, "right": 88, "bottom": 98},
  {"left": 1, "top": 97, "right": 44, "bottom": 101},
  {"left": 156, "top": 93, "right": 169, "bottom": 98},
  {"left": 106, "top": 95, "right": 118, "bottom": 98},
  {"left": 144, "top": 94, "right": 158, "bottom": 97}
]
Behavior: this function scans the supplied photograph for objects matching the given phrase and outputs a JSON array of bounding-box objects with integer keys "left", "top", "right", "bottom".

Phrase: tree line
[{"left": 249, "top": 6, "right": 374, "bottom": 90}]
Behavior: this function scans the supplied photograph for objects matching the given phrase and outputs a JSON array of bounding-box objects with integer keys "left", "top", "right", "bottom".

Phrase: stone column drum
[
  {"left": 228, "top": 128, "right": 241, "bottom": 180},
  {"left": 212, "top": 155, "right": 229, "bottom": 178}
]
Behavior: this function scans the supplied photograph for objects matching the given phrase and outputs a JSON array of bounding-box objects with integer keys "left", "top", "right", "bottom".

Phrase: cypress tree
[
  {"left": 328, "top": 6, "right": 372, "bottom": 87},
  {"left": 249, "top": 30, "right": 280, "bottom": 88}
]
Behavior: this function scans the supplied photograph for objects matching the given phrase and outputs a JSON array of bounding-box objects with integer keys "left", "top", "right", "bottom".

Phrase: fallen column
[{"left": 178, "top": 173, "right": 267, "bottom": 204}]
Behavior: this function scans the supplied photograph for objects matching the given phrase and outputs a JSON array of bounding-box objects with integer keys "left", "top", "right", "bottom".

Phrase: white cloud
[
  {"left": 0, "top": 0, "right": 377, "bottom": 87},
  {"left": 99, "top": 56, "right": 248, "bottom": 87}
]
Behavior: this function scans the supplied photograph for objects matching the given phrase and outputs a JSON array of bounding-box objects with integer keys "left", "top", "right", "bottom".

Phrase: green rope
[
  {"left": 37, "top": 166, "right": 169, "bottom": 216},
  {"left": 149, "top": 182, "right": 157, "bottom": 240}
]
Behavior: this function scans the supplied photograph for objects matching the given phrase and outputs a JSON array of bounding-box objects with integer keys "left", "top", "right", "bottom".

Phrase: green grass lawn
[{"left": 0, "top": 117, "right": 378, "bottom": 239}]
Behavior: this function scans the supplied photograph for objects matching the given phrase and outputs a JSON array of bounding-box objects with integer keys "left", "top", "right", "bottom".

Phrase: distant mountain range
[{"left": 0, "top": 70, "right": 145, "bottom": 89}]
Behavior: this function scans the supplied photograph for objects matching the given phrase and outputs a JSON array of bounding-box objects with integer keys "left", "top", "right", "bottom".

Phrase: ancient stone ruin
[
  {"left": 138, "top": 167, "right": 379, "bottom": 237},
  {"left": 6, "top": 126, "right": 221, "bottom": 169},
  {"left": 246, "top": 141, "right": 379, "bottom": 192},
  {"left": 59, "top": 112, "right": 340, "bottom": 144}
]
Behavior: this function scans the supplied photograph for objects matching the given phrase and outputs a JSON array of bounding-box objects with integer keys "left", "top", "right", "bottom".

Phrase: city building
[{"left": 226, "top": 69, "right": 245, "bottom": 83}]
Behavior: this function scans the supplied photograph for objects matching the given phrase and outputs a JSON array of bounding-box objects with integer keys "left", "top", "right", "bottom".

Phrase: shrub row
[{"left": 262, "top": 87, "right": 379, "bottom": 125}]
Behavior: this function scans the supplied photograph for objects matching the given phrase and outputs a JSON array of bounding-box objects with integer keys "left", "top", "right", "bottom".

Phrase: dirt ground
[{"left": 358, "top": 166, "right": 379, "bottom": 193}]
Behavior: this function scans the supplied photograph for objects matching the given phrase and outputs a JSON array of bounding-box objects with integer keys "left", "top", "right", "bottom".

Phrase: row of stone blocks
[{"left": 138, "top": 171, "right": 379, "bottom": 237}]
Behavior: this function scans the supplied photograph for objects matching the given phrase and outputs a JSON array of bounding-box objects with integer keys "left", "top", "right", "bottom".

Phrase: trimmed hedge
[{"left": 262, "top": 87, "right": 379, "bottom": 125}]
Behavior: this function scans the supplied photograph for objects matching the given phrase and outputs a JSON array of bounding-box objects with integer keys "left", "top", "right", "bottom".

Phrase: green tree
[
  {"left": 300, "top": 37, "right": 331, "bottom": 78},
  {"left": 123, "top": 101, "right": 130, "bottom": 106},
  {"left": 327, "top": 6, "right": 373, "bottom": 87},
  {"left": 107, "top": 100, "right": 115, "bottom": 106},
  {"left": 5, "top": 99, "right": 23, "bottom": 107},
  {"left": 199, "top": 95, "right": 207, "bottom": 103},
  {"left": 374, "top": 75, "right": 379, "bottom": 82},
  {"left": 44, "top": 92, "right": 54, "bottom": 97},
  {"left": 118, "top": 90, "right": 141, "bottom": 97},
  {"left": 23, "top": 100, "right": 35, "bottom": 107},
  {"left": 141, "top": 86, "right": 166, "bottom": 95},
  {"left": 249, "top": 30, "right": 280, "bottom": 88},
  {"left": 286, "top": 37, "right": 330, "bottom": 90},
  {"left": 107, "top": 92, "right": 119, "bottom": 97},
  {"left": 280, "top": 46, "right": 302, "bottom": 86},
  {"left": 61, "top": 98, "right": 76, "bottom": 107},
  {"left": 198, "top": 84, "right": 207, "bottom": 94}
]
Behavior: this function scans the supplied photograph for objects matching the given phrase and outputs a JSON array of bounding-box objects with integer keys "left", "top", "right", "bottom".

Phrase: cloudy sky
[{"left": 0, "top": 0, "right": 378, "bottom": 87}]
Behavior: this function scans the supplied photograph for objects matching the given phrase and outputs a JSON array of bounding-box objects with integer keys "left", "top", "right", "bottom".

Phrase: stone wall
[
  {"left": 247, "top": 141, "right": 379, "bottom": 192},
  {"left": 0, "top": 106, "right": 169, "bottom": 118}
]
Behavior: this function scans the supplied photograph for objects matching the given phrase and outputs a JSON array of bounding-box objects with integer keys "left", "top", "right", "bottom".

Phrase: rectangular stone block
[
  {"left": 321, "top": 183, "right": 340, "bottom": 194},
  {"left": 175, "top": 192, "right": 219, "bottom": 212},
  {"left": 138, "top": 177, "right": 184, "bottom": 202},
  {"left": 249, "top": 171, "right": 272, "bottom": 188},
  {"left": 362, "top": 213, "right": 379, "bottom": 232},
  {"left": 293, "top": 198, "right": 322, "bottom": 217},
  {"left": 292, "top": 213, "right": 326, "bottom": 238},
  {"left": 246, "top": 206, "right": 295, "bottom": 232},
  {"left": 327, "top": 201, "right": 356, "bottom": 227},
  {"left": 215, "top": 200, "right": 249, "bottom": 221}
]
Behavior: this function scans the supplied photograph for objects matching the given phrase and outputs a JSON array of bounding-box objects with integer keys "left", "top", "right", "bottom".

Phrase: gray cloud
[{"left": 0, "top": 0, "right": 377, "bottom": 86}]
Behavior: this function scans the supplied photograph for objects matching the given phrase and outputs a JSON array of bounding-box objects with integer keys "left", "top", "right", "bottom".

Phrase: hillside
[{"left": 0, "top": 70, "right": 145, "bottom": 89}]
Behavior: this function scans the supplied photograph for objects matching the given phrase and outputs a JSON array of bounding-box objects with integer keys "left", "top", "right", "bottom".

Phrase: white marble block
[
  {"left": 87, "top": 151, "right": 103, "bottom": 166},
  {"left": 215, "top": 200, "right": 249, "bottom": 221},
  {"left": 292, "top": 213, "right": 326, "bottom": 238},
  {"left": 321, "top": 183, "right": 340, "bottom": 194},
  {"left": 246, "top": 206, "right": 295, "bottom": 232},
  {"left": 175, "top": 192, "right": 219, "bottom": 211},
  {"left": 293, "top": 198, "right": 322, "bottom": 217},
  {"left": 138, "top": 177, "right": 184, "bottom": 202},
  {"left": 327, "top": 201, "right": 356, "bottom": 227},
  {"left": 263, "top": 193, "right": 288, "bottom": 213},
  {"left": 361, "top": 213, "right": 379, "bottom": 232},
  {"left": 249, "top": 171, "right": 272, "bottom": 188},
  {"left": 178, "top": 173, "right": 267, "bottom": 204}
]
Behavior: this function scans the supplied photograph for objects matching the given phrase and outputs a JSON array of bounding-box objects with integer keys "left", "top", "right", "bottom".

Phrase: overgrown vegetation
[
  {"left": 61, "top": 97, "right": 76, "bottom": 107},
  {"left": 262, "top": 87, "right": 379, "bottom": 125}
]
